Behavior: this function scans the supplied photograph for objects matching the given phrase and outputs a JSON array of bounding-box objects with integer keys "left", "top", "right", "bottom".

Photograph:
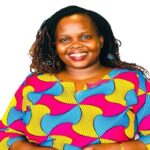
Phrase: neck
[{"left": 64, "top": 64, "right": 104, "bottom": 81}]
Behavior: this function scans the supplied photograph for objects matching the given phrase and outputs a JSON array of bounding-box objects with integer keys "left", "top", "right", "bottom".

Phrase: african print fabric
[{"left": 0, "top": 68, "right": 150, "bottom": 150}]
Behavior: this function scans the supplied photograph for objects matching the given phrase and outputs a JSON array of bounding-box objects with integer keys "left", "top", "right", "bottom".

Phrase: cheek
[
  {"left": 86, "top": 41, "right": 101, "bottom": 51},
  {"left": 56, "top": 45, "right": 68, "bottom": 62},
  {"left": 56, "top": 44, "right": 65, "bottom": 55}
]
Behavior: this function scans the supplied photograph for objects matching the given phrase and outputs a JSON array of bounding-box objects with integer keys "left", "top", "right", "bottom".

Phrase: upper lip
[
  {"left": 68, "top": 50, "right": 88, "bottom": 55},
  {"left": 69, "top": 53, "right": 87, "bottom": 57}
]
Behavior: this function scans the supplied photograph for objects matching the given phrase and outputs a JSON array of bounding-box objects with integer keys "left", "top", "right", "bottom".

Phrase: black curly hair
[{"left": 29, "top": 5, "right": 149, "bottom": 78}]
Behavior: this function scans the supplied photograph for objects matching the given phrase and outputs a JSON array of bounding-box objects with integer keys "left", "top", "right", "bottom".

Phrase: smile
[
  {"left": 69, "top": 53, "right": 87, "bottom": 57},
  {"left": 69, "top": 52, "right": 87, "bottom": 61}
]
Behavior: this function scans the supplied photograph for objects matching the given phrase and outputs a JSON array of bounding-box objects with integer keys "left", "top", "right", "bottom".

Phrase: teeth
[{"left": 69, "top": 53, "right": 87, "bottom": 57}]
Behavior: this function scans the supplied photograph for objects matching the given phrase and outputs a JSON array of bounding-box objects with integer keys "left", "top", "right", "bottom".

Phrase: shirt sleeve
[
  {"left": 0, "top": 75, "right": 31, "bottom": 150},
  {"left": 133, "top": 71, "right": 150, "bottom": 150}
]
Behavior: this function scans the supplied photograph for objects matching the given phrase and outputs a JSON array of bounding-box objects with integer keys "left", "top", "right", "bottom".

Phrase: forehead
[
  {"left": 59, "top": 14, "right": 92, "bottom": 23},
  {"left": 55, "top": 14, "right": 96, "bottom": 34}
]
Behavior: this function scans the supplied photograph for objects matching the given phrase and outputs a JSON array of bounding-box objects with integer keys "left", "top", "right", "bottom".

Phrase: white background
[{"left": 0, "top": 0, "right": 149, "bottom": 118}]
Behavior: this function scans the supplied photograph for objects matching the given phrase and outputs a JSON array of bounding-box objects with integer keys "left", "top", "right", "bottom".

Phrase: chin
[{"left": 70, "top": 65, "right": 91, "bottom": 69}]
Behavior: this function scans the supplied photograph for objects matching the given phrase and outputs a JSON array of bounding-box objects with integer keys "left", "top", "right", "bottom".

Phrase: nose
[{"left": 69, "top": 41, "right": 83, "bottom": 49}]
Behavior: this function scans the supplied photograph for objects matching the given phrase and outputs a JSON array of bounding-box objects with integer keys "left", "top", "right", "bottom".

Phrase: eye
[
  {"left": 80, "top": 34, "right": 91, "bottom": 40},
  {"left": 58, "top": 37, "right": 70, "bottom": 44}
]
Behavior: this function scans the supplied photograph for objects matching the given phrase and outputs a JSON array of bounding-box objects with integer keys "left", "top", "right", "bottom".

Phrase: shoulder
[
  {"left": 108, "top": 68, "right": 148, "bottom": 88},
  {"left": 19, "top": 73, "right": 59, "bottom": 93},
  {"left": 24, "top": 73, "right": 58, "bottom": 83},
  {"left": 108, "top": 68, "right": 141, "bottom": 79}
]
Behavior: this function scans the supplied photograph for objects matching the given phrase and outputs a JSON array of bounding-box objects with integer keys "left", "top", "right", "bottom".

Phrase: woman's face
[{"left": 55, "top": 14, "right": 104, "bottom": 70}]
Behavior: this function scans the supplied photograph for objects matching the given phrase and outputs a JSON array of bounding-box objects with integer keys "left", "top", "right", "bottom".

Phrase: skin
[
  {"left": 9, "top": 14, "right": 148, "bottom": 150},
  {"left": 9, "top": 140, "right": 57, "bottom": 150},
  {"left": 55, "top": 14, "right": 105, "bottom": 81}
]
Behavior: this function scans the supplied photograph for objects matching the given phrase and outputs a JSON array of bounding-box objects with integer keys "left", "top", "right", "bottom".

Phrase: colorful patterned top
[{"left": 0, "top": 68, "right": 150, "bottom": 150}]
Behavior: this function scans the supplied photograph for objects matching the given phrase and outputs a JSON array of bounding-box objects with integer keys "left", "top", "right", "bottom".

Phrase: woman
[{"left": 0, "top": 5, "right": 150, "bottom": 150}]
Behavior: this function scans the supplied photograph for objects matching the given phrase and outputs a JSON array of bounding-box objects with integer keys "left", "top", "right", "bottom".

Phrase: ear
[{"left": 99, "top": 36, "right": 104, "bottom": 48}]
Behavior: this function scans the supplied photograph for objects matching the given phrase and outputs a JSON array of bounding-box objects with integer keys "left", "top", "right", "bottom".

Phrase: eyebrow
[{"left": 56, "top": 31, "right": 93, "bottom": 36}]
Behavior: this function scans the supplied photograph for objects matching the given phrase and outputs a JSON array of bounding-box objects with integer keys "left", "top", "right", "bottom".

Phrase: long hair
[{"left": 29, "top": 5, "right": 149, "bottom": 78}]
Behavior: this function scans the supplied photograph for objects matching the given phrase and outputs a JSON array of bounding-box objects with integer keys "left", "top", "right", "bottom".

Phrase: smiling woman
[
  {"left": 55, "top": 14, "right": 104, "bottom": 74},
  {"left": 0, "top": 5, "right": 150, "bottom": 150}
]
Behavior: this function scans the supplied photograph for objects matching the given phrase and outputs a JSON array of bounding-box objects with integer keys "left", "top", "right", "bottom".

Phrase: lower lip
[{"left": 69, "top": 55, "right": 87, "bottom": 61}]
